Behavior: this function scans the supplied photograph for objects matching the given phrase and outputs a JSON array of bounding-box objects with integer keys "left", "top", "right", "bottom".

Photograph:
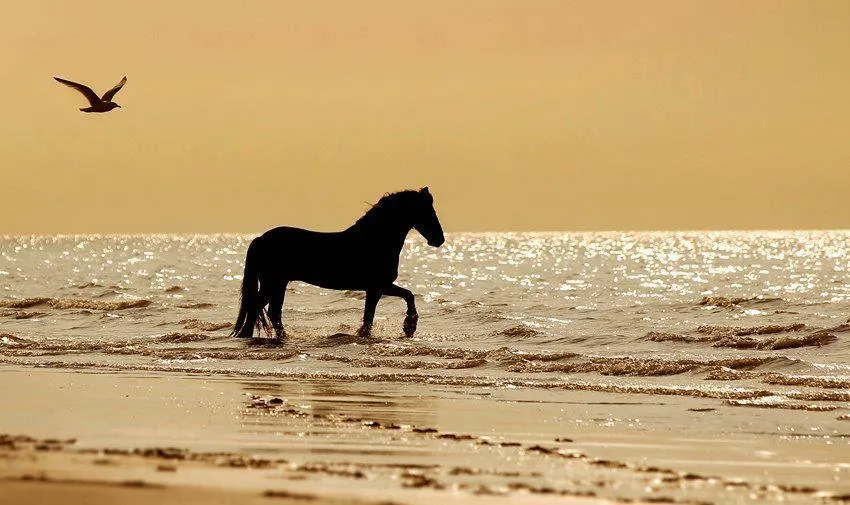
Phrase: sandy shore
[
  {"left": 0, "top": 480, "right": 347, "bottom": 505},
  {"left": 0, "top": 365, "right": 847, "bottom": 504},
  {"left": 0, "top": 436, "right": 611, "bottom": 505}
]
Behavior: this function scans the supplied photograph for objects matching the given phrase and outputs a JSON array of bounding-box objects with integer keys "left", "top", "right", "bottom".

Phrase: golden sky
[{"left": 2, "top": 1, "right": 849, "bottom": 233}]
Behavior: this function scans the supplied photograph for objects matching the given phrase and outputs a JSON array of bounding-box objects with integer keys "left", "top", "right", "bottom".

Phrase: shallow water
[
  {"left": 2, "top": 232, "right": 849, "bottom": 395},
  {"left": 1, "top": 232, "right": 848, "bottom": 502}
]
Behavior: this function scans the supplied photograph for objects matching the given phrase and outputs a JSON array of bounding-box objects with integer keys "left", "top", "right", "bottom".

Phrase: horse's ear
[{"left": 420, "top": 187, "right": 433, "bottom": 203}]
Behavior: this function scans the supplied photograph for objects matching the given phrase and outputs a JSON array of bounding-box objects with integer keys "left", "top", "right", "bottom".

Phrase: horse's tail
[{"left": 231, "top": 237, "right": 270, "bottom": 338}]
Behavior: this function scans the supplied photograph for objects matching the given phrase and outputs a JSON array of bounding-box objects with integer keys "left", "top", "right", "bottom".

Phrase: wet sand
[
  {"left": 0, "top": 365, "right": 847, "bottom": 504},
  {"left": 0, "top": 480, "right": 354, "bottom": 505}
]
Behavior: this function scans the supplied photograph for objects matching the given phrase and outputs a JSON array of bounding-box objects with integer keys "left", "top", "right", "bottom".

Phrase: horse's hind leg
[
  {"left": 266, "top": 281, "right": 288, "bottom": 339},
  {"left": 383, "top": 284, "right": 418, "bottom": 337}
]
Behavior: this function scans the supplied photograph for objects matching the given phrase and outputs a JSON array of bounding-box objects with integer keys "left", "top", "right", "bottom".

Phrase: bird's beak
[{"left": 117, "top": 105, "right": 122, "bottom": 108}]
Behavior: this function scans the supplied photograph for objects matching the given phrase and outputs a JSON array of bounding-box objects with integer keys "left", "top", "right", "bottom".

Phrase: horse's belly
[
  {"left": 292, "top": 269, "right": 395, "bottom": 291},
  {"left": 287, "top": 259, "right": 397, "bottom": 291}
]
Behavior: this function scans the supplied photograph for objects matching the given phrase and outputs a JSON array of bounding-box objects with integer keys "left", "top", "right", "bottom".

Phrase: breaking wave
[{"left": 726, "top": 397, "right": 841, "bottom": 411}]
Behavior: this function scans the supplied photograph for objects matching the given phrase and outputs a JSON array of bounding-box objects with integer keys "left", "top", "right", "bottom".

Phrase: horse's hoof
[
  {"left": 357, "top": 325, "right": 372, "bottom": 338},
  {"left": 403, "top": 314, "right": 418, "bottom": 337}
]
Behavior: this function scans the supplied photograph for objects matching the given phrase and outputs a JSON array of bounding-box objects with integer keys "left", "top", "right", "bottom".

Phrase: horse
[{"left": 231, "top": 187, "right": 445, "bottom": 339}]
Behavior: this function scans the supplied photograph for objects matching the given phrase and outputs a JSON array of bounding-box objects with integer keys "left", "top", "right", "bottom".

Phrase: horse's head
[{"left": 412, "top": 187, "right": 445, "bottom": 247}]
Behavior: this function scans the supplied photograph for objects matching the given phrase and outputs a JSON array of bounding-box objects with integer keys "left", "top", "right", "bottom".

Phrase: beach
[
  {"left": 1, "top": 232, "right": 849, "bottom": 504},
  {"left": 3, "top": 366, "right": 846, "bottom": 505}
]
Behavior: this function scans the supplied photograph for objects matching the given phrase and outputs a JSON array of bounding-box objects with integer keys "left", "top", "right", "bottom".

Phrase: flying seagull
[{"left": 54, "top": 76, "right": 127, "bottom": 113}]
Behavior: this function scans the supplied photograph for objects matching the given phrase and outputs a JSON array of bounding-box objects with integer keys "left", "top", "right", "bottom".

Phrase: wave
[
  {"left": 507, "top": 356, "right": 780, "bottom": 377},
  {"left": 0, "top": 333, "right": 29, "bottom": 346},
  {"left": 0, "top": 339, "right": 304, "bottom": 364},
  {"left": 647, "top": 323, "right": 807, "bottom": 343},
  {"left": 696, "top": 323, "right": 807, "bottom": 337},
  {"left": 179, "top": 319, "right": 233, "bottom": 332},
  {"left": 491, "top": 325, "right": 545, "bottom": 339},
  {"left": 647, "top": 325, "right": 837, "bottom": 350},
  {"left": 726, "top": 397, "right": 841, "bottom": 411},
  {"left": 147, "top": 348, "right": 301, "bottom": 361},
  {"left": 785, "top": 390, "right": 850, "bottom": 402},
  {"left": 93, "top": 289, "right": 125, "bottom": 299},
  {"left": 0, "top": 332, "right": 214, "bottom": 353},
  {"left": 0, "top": 310, "right": 47, "bottom": 319},
  {"left": 75, "top": 282, "right": 103, "bottom": 288},
  {"left": 368, "top": 345, "right": 578, "bottom": 364},
  {"left": 761, "top": 374, "right": 850, "bottom": 389},
  {"left": 0, "top": 356, "right": 778, "bottom": 401},
  {"left": 646, "top": 332, "right": 713, "bottom": 344},
  {"left": 152, "top": 333, "right": 212, "bottom": 344},
  {"left": 0, "top": 338, "right": 299, "bottom": 362},
  {"left": 500, "top": 349, "right": 580, "bottom": 362},
  {"left": 712, "top": 332, "right": 837, "bottom": 350},
  {"left": 2, "top": 333, "right": 816, "bottom": 383},
  {"left": 320, "top": 344, "right": 794, "bottom": 378},
  {"left": 507, "top": 359, "right": 698, "bottom": 376},
  {"left": 697, "top": 296, "right": 784, "bottom": 308},
  {"left": 315, "top": 354, "right": 486, "bottom": 370},
  {"left": 175, "top": 302, "right": 216, "bottom": 309},
  {"left": 0, "top": 297, "right": 151, "bottom": 311},
  {"left": 370, "top": 345, "right": 489, "bottom": 360},
  {"left": 705, "top": 368, "right": 850, "bottom": 393}
]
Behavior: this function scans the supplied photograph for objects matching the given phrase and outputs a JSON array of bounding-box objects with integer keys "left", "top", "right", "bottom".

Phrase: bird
[{"left": 54, "top": 76, "right": 127, "bottom": 113}]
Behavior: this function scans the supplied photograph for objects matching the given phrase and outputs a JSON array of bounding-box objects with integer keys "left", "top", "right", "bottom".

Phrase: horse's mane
[{"left": 352, "top": 190, "right": 420, "bottom": 229}]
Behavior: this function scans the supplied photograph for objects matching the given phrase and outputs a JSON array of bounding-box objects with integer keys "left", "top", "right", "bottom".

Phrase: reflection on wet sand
[{"left": 240, "top": 379, "right": 437, "bottom": 432}]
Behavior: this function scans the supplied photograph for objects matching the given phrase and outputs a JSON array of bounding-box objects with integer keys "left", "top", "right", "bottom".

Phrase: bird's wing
[
  {"left": 54, "top": 77, "right": 101, "bottom": 106},
  {"left": 100, "top": 76, "right": 127, "bottom": 102}
]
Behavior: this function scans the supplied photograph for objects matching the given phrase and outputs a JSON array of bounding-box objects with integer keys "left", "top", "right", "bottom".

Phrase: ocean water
[
  {"left": 1, "top": 232, "right": 849, "bottom": 502},
  {"left": 1, "top": 232, "right": 849, "bottom": 397}
]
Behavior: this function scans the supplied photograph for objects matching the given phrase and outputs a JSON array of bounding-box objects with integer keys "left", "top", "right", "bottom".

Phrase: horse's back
[
  {"left": 253, "top": 226, "right": 394, "bottom": 289},
  {"left": 260, "top": 226, "right": 339, "bottom": 243},
  {"left": 258, "top": 226, "right": 349, "bottom": 257}
]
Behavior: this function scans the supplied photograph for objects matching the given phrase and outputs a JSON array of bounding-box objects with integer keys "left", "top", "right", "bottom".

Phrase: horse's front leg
[
  {"left": 383, "top": 284, "right": 418, "bottom": 337},
  {"left": 357, "top": 288, "right": 383, "bottom": 338}
]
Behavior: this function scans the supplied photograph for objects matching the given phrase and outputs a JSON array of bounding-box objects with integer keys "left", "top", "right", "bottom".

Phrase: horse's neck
[{"left": 348, "top": 219, "right": 410, "bottom": 251}]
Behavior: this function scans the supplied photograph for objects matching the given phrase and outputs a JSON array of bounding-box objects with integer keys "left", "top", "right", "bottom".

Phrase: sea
[{"left": 1, "top": 231, "right": 848, "bottom": 503}]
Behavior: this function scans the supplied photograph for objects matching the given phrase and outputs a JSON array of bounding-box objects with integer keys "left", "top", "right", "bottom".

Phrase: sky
[{"left": 2, "top": 1, "right": 849, "bottom": 233}]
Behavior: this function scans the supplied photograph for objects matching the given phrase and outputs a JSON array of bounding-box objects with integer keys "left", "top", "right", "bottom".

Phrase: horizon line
[{"left": 3, "top": 228, "right": 850, "bottom": 239}]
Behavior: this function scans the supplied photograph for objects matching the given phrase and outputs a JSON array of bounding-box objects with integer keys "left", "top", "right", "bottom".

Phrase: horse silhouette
[{"left": 231, "top": 187, "right": 445, "bottom": 339}]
